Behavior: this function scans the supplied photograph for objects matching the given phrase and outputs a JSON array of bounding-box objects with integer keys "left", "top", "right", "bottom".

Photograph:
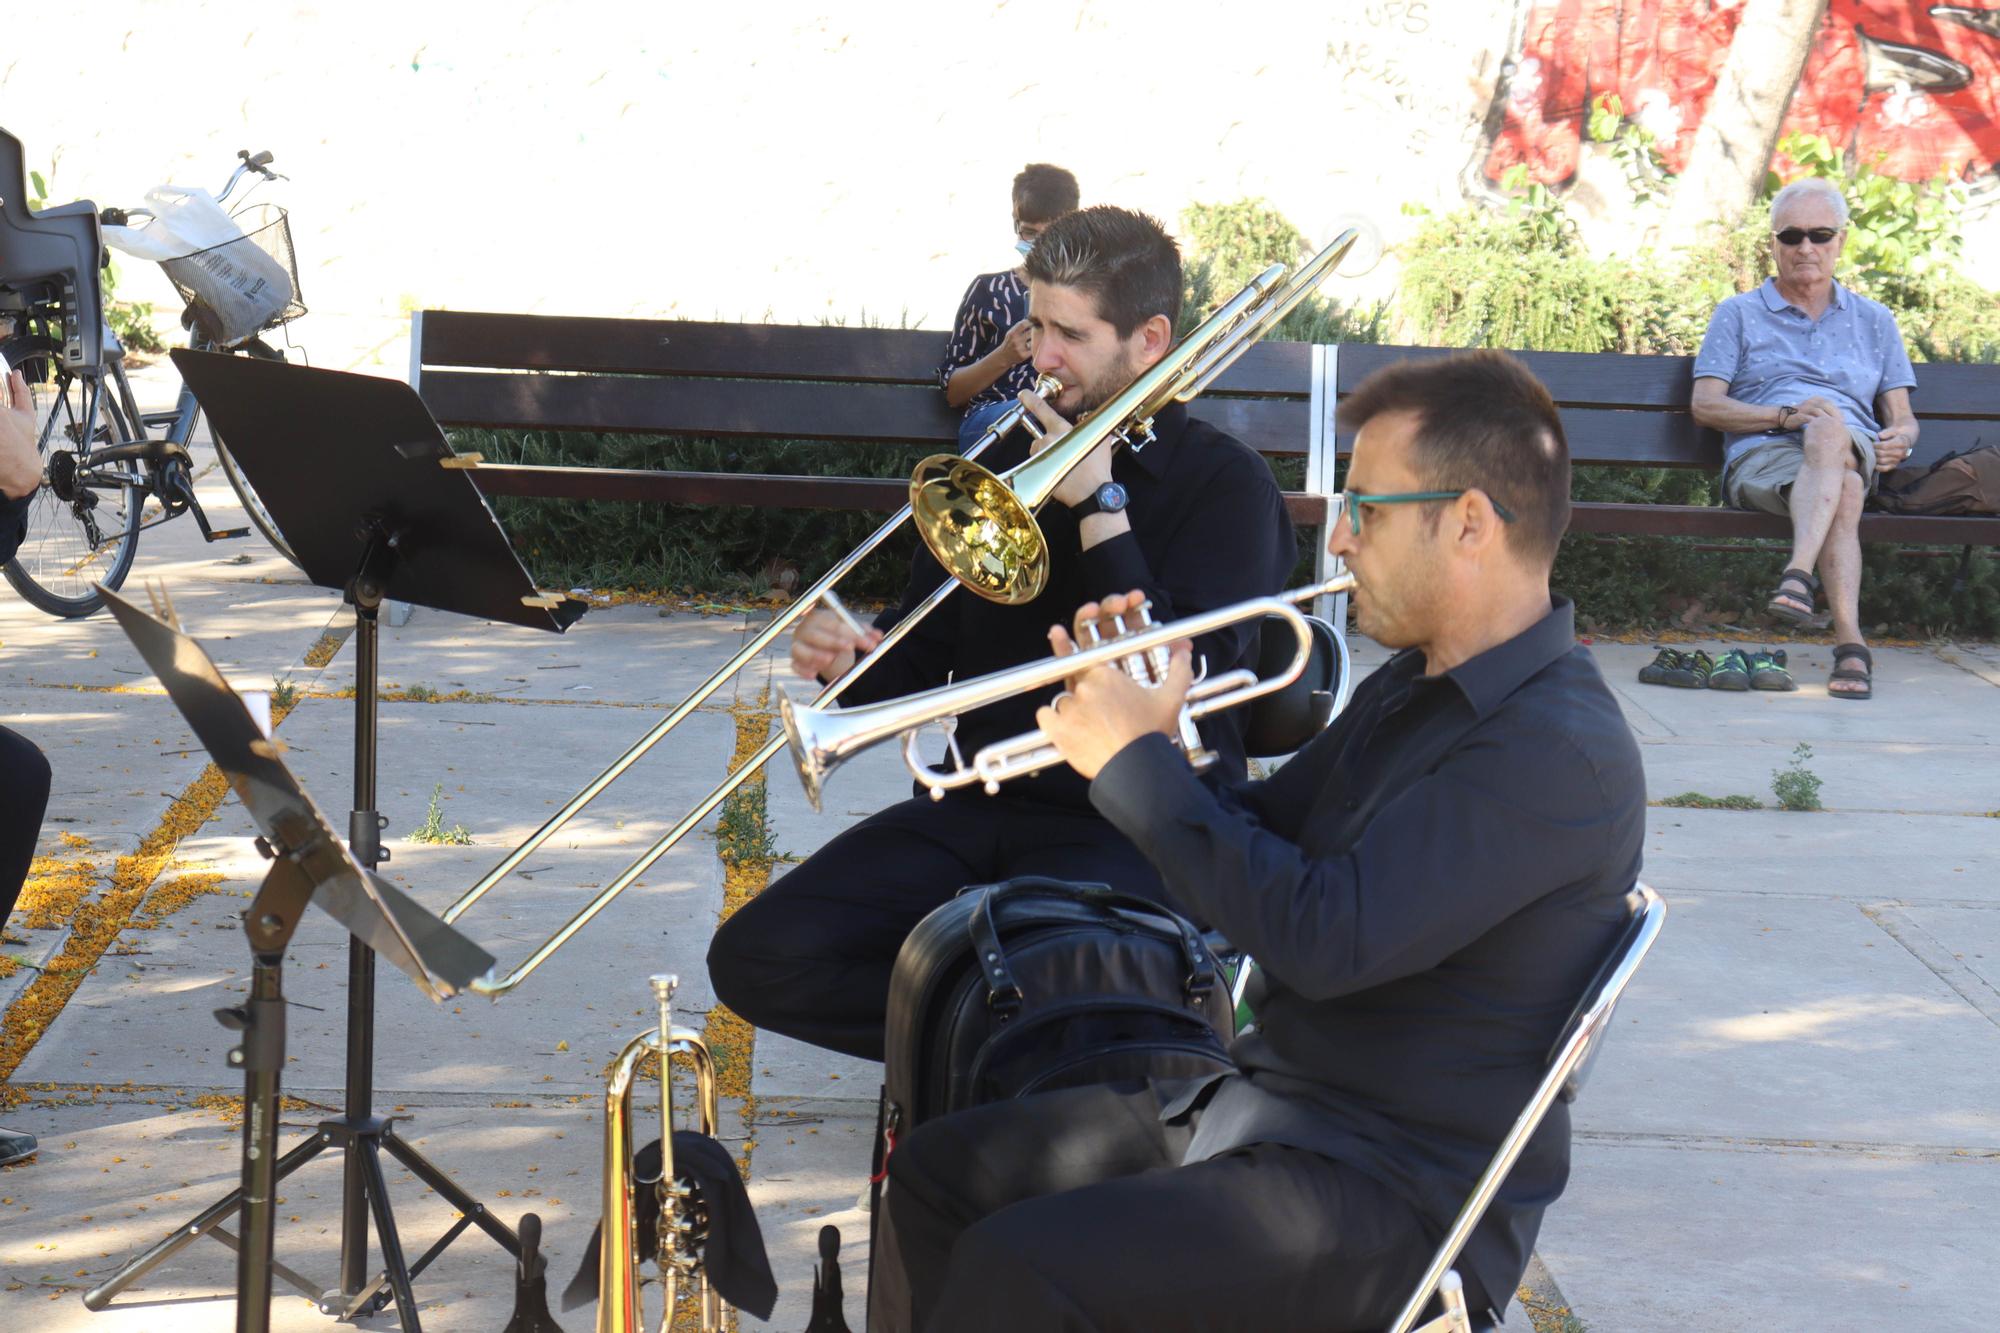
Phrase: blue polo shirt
[{"left": 1692, "top": 278, "right": 1916, "bottom": 467}]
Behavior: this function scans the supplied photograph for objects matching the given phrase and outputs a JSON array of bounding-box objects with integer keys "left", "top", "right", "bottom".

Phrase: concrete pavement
[{"left": 2, "top": 365, "right": 1996, "bottom": 1329}]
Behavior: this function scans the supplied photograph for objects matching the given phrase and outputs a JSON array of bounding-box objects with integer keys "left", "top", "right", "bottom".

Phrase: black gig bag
[{"left": 863, "top": 876, "right": 1235, "bottom": 1325}]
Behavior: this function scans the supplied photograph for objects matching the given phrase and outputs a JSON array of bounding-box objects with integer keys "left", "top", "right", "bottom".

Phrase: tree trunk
[{"left": 1664, "top": 0, "right": 1829, "bottom": 241}]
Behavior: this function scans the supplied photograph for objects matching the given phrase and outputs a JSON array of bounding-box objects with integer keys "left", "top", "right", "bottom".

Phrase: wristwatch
[{"left": 1069, "top": 480, "right": 1129, "bottom": 519}]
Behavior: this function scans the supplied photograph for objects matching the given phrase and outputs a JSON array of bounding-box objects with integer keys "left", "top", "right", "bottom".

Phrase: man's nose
[
  {"left": 1032, "top": 341, "right": 1062, "bottom": 374},
  {"left": 1325, "top": 515, "right": 1357, "bottom": 560}
]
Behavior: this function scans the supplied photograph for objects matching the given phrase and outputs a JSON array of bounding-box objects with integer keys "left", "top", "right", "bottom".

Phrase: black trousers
[
  {"left": 706, "top": 790, "right": 1162, "bottom": 1062},
  {"left": 1, "top": 725, "right": 52, "bottom": 924},
  {"left": 875, "top": 1081, "right": 1439, "bottom": 1333}
]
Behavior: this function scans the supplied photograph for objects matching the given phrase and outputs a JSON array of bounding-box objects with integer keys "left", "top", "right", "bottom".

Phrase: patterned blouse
[{"left": 937, "top": 270, "right": 1035, "bottom": 411}]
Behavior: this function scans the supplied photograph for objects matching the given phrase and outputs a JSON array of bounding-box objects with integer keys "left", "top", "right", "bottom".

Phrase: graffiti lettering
[
  {"left": 1325, "top": 39, "right": 1412, "bottom": 98},
  {"left": 1364, "top": 1, "right": 1430, "bottom": 35}
]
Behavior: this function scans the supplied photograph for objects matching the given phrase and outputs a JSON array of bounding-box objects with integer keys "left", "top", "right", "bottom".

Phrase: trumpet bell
[
  {"left": 779, "top": 690, "right": 835, "bottom": 814},
  {"left": 910, "top": 454, "right": 1049, "bottom": 605}
]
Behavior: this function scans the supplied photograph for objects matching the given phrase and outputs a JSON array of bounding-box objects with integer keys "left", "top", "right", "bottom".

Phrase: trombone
[
  {"left": 442, "top": 230, "right": 1359, "bottom": 996},
  {"left": 783, "top": 571, "right": 1357, "bottom": 809},
  {"left": 439, "top": 380, "right": 1057, "bottom": 994}
]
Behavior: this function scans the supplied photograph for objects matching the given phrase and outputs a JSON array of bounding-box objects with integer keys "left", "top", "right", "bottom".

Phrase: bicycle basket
[{"left": 158, "top": 204, "right": 305, "bottom": 347}]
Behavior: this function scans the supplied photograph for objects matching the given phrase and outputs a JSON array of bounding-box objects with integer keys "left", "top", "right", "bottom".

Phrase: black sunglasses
[{"left": 1773, "top": 227, "right": 1842, "bottom": 247}]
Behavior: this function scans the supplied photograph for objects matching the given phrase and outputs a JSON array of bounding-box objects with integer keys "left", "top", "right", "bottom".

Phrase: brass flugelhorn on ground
[
  {"left": 442, "top": 229, "right": 1356, "bottom": 995},
  {"left": 782, "top": 571, "right": 1357, "bottom": 809},
  {"left": 597, "top": 973, "right": 722, "bottom": 1333}
]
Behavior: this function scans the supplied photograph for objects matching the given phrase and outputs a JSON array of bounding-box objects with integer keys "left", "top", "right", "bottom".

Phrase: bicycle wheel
[
  {"left": 201, "top": 339, "right": 299, "bottom": 568},
  {"left": 2, "top": 345, "right": 143, "bottom": 617}
]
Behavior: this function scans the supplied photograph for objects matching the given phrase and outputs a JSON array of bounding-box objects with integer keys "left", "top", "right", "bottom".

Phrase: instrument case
[{"left": 865, "top": 875, "right": 1235, "bottom": 1326}]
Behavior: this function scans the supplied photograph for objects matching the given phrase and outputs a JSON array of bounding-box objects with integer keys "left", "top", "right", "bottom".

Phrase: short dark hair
[
  {"left": 1023, "top": 205, "right": 1182, "bottom": 338},
  {"left": 1013, "top": 163, "right": 1079, "bottom": 223},
  {"left": 1335, "top": 350, "right": 1570, "bottom": 566}
]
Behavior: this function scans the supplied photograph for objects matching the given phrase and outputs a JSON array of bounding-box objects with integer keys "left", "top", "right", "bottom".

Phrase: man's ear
[
  {"left": 1455, "top": 490, "right": 1506, "bottom": 551},
  {"left": 1133, "top": 313, "right": 1174, "bottom": 369}
]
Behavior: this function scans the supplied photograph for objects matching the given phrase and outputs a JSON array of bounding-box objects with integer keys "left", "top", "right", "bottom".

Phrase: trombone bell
[{"left": 909, "top": 455, "right": 1049, "bottom": 605}]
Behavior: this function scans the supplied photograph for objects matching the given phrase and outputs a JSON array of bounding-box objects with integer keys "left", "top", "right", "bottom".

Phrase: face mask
[{"left": 1015, "top": 238, "right": 1035, "bottom": 259}]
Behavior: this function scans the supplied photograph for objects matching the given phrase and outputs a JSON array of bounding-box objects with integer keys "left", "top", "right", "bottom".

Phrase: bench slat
[
  {"left": 418, "top": 312, "right": 1312, "bottom": 396},
  {"left": 467, "top": 464, "right": 2000, "bottom": 544},
  {"left": 469, "top": 462, "right": 1329, "bottom": 524},
  {"left": 1336, "top": 404, "right": 1991, "bottom": 469},
  {"left": 426, "top": 370, "right": 1312, "bottom": 455},
  {"left": 1337, "top": 343, "right": 2000, "bottom": 419},
  {"left": 1571, "top": 501, "right": 2000, "bottom": 544}
]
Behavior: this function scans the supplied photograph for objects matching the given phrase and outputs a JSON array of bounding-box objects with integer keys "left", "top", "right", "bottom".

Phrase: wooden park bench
[
  {"left": 1328, "top": 345, "right": 2000, "bottom": 548},
  {"left": 408, "top": 313, "right": 2000, "bottom": 591}
]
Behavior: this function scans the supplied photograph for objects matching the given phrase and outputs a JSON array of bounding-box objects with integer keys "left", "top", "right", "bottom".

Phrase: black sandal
[
  {"left": 1767, "top": 568, "right": 1819, "bottom": 624},
  {"left": 1830, "top": 643, "right": 1873, "bottom": 701}
]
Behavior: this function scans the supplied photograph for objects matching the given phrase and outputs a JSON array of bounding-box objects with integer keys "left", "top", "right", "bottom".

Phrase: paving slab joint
[{"left": 1517, "top": 1252, "right": 1586, "bottom": 1332}]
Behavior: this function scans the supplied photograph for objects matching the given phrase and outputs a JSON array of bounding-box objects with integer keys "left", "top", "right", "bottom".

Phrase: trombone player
[
  {"left": 706, "top": 205, "right": 1297, "bottom": 1062},
  {"left": 874, "top": 351, "right": 1648, "bottom": 1332}
]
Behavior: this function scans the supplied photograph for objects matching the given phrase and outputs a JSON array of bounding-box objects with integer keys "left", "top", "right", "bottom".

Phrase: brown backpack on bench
[{"left": 1873, "top": 443, "right": 2000, "bottom": 516}]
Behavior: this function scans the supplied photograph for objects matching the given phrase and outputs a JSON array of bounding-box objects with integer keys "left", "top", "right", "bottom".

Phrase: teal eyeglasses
[{"left": 1338, "top": 490, "right": 1516, "bottom": 536}]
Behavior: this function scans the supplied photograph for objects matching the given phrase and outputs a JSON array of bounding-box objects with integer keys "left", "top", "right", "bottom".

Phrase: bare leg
[
  {"left": 1785, "top": 416, "right": 1857, "bottom": 576},
  {"left": 1819, "top": 469, "right": 1869, "bottom": 693}
]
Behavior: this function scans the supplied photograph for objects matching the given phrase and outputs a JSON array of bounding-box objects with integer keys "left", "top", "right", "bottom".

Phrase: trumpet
[
  {"left": 782, "top": 571, "right": 1357, "bottom": 809},
  {"left": 598, "top": 974, "right": 722, "bottom": 1333},
  {"left": 443, "top": 228, "right": 1357, "bottom": 996}
]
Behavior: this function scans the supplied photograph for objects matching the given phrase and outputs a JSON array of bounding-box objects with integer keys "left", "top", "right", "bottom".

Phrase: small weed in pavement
[
  {"left": 1771, "top": 743, "right": 1825, "bottom": 812},
  {"left": 1655, "top": 792, "right": 1763, "bottom": 810},
  {"left": 410, "top": 785, "right": 473, "bottom": 845}
]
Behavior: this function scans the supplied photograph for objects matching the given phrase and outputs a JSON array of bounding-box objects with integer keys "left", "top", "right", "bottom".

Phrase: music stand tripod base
[{"left": 83, "top": 352, "right": 584, "bottom": 1332}]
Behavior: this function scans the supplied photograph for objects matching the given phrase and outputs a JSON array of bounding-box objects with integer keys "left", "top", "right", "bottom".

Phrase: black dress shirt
[
  {"left": 839, "top": 401, "right": 1296, "bottom": 809},
  {"left": 937, "top": 270, "right": 1037, "bottom": 411},
  {"left": 1090, "top": 598, "right": 1646, "bottom": 1309},
  {"left": 0, "top": 492, "right": 30, "bottom": 566}
]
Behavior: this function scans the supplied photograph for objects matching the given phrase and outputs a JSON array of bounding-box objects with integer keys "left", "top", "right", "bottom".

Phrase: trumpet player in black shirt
[{"left": 876, "top": 350, "right": 1647, "bottom": 1333}]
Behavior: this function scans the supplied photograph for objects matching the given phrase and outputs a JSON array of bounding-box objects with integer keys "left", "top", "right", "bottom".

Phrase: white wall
[
  {"left": 9, "top": 1, "right": 1990, "bottom": 375},
  {"left": 4, "top": 0, "right": 1513, "bottom": 371}
]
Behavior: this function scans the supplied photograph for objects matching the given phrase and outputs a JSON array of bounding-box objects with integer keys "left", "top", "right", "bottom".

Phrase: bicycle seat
[{"left": 0, "top": 125, "right": 105, "bottom": 369}]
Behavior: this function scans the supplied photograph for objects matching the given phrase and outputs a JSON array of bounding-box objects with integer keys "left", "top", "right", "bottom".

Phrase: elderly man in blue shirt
[{"left": 1691, "top": 176, "right": 1919, "bottom": 700}]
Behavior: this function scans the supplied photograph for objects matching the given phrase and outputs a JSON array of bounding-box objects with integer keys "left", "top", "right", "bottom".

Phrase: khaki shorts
[{"left": 1723, "top": 428, "right": 1878, "bottom": 517}]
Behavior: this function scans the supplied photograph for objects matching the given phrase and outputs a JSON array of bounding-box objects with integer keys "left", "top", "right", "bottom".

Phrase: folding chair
[{"left": 1387, "top": 882, "right": 1668, "bottom": 1333}]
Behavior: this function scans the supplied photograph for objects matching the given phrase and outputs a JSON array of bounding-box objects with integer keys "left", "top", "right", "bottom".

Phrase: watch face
[{"left": 1097, "top": 482, "right": 1128, "bottom": 511}]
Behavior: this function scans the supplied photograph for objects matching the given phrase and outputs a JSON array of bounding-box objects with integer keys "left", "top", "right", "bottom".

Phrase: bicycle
[{"left": 0, "top": 133, "right": 305, "bottom": 618}]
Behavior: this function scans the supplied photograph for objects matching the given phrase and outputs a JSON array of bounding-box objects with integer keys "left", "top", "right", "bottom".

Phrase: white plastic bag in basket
[
  {"left": 103, "top": 186, "right": 293, "bottom": 343},
  {"left": 101, "top": 186, "right": 241, "bottom": 259}
]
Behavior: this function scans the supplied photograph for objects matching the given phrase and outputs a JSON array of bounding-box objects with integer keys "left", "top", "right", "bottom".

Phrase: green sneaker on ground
[
  {"left": 1747, "top": 647, "right": 1797, "bottom": 691},
  {"left": 1638, "top": 648, "right": 1712, "bottom": 688},
  {"left": 1708, "top": 648, "right": 1752, "bottom": 691}
]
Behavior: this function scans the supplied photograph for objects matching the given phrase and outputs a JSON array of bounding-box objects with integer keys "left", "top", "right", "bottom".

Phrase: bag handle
[{"left": 961, "top": 875, "right": 1216, "bottom": 1019}]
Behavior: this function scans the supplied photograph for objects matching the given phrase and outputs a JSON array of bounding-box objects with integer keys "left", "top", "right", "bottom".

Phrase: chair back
[
  {"left": 1385, "top": 883, "right": 1667, "bottom": 1333},
  {"left": 1241, "top": 612, "right": 1350, "bottom": 759}
]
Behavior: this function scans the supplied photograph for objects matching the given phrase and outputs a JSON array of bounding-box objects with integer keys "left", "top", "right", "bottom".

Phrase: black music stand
[{"left": 84, "top": 353, "right": 586, "bottom": 1332}]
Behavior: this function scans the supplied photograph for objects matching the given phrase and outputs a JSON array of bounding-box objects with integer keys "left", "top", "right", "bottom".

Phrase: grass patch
[
  {"left": 1654, "top": 792, "right": 1763, "bottom": 811},
  {"left": 409, "top": 785, "right": 473, "bottom": 846}
]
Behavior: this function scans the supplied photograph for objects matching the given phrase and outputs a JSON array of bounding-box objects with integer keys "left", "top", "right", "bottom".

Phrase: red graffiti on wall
[{"left": 1485, "top": 2, "right": 2000, "bottom": 189}]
